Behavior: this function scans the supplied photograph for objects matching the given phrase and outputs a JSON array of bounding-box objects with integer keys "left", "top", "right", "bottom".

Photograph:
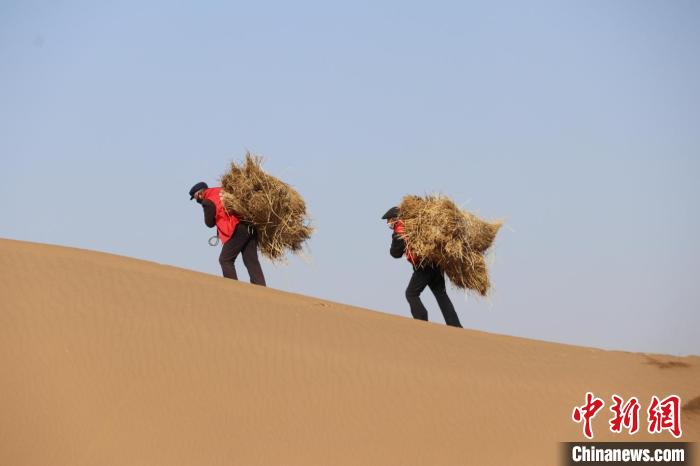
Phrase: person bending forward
[
  {"left": 190, "top": 181, "right": 266, "bottom": 286},
  {"left": 382, "top": 206, "right": 461, "bottom": 327}
]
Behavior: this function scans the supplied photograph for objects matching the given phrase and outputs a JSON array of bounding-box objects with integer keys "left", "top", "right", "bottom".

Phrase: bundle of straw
[
  {"left": 220, "top": 153, "right": 313, "bottom": 262},
  {"left": 398, "top": 194, "right": 501, "bottom": 295}
]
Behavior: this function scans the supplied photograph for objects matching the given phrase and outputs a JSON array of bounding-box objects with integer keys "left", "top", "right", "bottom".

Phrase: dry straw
[
  {"left": 220, "top": 153, "right": 313, "bottom": 262},
  {"left": 398, "top": 194, "right": 501, "bottom": 295}
]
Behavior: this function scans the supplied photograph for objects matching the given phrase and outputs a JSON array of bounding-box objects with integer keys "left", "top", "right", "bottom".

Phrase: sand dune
[{"left": 1, "top": 238, "right": 698, "bottom": 465}]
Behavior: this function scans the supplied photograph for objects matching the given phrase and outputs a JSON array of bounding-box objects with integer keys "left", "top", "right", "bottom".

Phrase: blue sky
[{"left": 1, "top": 0, "right": 698, "bottom": 355}]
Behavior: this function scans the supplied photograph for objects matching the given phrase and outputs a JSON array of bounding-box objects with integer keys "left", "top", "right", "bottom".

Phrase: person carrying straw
[
  {"left": 189, "top": 181, "right": 266, "bottom": 286},
  {"left": 382, "top": 206, "right": 462, "bottom": 328}
]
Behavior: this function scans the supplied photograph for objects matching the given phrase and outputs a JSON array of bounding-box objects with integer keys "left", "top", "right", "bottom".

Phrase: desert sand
[{"left": 1, "top": 238, "right": 698, "bottom": 465}]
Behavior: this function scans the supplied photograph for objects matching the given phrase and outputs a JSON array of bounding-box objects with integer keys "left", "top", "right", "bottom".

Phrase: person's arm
[
  {"left": 390, "top": 232, "right": 406, "bottom": 258},
  {"left": 201, "top": 199, "right": 216, "bottom": 228}
]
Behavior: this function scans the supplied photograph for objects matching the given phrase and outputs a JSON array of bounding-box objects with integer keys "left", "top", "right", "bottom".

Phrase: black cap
[
  {"left": 381, "top": 206, "right": 400, "bottom": 220},
  {"left": 189, "top": 181, "right": 208, "bottom": 199}
]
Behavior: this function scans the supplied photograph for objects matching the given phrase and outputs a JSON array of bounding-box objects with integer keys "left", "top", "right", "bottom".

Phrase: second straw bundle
[{"left": 398, "top": 194, "right": 501, "bottom": 295}]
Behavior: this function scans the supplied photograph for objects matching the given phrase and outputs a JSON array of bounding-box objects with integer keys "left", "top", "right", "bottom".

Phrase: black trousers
[
  {"left": 219, "top": 223, "right": 266, "bottom": 286},
  {"left": 405, "top": 265, "right": 462, "bottom": 327}
]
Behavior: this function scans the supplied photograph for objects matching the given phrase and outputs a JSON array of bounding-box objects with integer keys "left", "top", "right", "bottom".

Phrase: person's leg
[
  {"left": 405, "top": 267, "right": 431, "bottom": 321},
  {"left": 241, "top": 225, "right": 266, "bottom": 286},
  {"left": 428, "top": 267, "right": 462, "bottom": 328},
  {"left": 218, "top": 225, "right": 251, "bottom": 279}
]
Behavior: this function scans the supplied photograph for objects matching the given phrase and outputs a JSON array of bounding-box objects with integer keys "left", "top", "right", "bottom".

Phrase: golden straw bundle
[
  {"left": 398, "top": 194, "right": 501, "bottom": 295},
  {"left": 220, "top": 153, "right": 313, "bottom": 262}
]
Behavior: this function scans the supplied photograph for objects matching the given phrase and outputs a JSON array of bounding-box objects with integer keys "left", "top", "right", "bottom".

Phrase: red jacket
[
  {"left": 393, "top": 221, "right": 418, "bottom": 265},
  {"left": 203, "top": 188, "right": 239, "bottom": 244}
]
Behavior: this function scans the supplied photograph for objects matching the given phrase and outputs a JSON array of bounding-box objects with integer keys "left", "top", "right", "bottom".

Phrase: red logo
[
  {"left": 572, "top": 393, "right": 682, "bottom": 439},
  {"left": 648, "top": 395, "right": 682, "bottom": 438},
  {"left": 572, "top": 392, "right": 605, "bottom": 439},
  {"left": 609, "top": 395, "right": 640, "bottom": 434}
]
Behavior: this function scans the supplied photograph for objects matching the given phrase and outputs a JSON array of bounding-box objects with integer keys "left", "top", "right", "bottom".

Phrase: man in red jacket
[
  {"left": 382, "top": 206, "right": 461, "bottom": 327},
  {"left": 190, "top": 182, "right": 266, "bottom": 286}
]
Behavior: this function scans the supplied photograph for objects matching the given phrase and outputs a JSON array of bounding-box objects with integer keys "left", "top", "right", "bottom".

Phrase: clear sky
[{"left": 2, "top": 1, "right": 698, "bottom": 355}]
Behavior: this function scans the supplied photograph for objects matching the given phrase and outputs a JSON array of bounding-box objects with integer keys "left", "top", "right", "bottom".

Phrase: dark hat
[
  {"left": 189, "top": 181, "right": 208, "bottom": 199},
  {"left": 381, "top": 206, "right": 400, "bottom": 220}
]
